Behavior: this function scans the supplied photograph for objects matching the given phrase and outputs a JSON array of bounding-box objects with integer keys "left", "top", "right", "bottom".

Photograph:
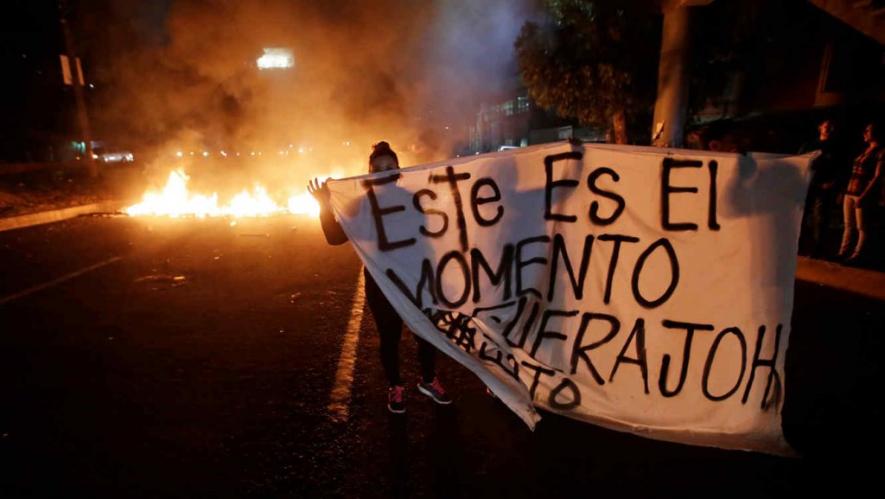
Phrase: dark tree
[{"left": 515, "top": 0, "right": 661, "bottom": 143}]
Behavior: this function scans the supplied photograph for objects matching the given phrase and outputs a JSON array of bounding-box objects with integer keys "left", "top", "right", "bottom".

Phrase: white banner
[{"left": 328, "top": 142, "right": 813, "bottom": 455}]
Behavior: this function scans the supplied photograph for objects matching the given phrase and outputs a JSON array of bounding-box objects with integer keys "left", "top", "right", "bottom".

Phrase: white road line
[
  {"left": 0, "top": 256, "right": 123, "bottom": 306},
  {"left": 327, "top": 269, "right": 366, "bottom": 423}
]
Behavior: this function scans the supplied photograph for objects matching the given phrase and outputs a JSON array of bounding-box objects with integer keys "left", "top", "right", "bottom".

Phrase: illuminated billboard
[{"left": 256, "top": 48, "right": 294, "bottom": 70}]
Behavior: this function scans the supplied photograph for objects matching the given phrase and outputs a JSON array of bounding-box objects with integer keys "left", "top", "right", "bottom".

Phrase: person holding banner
[
  {"left": 838, "top": 123, "right": 883, "bottom": 263},
  {"left": 307, "top": 141, "right": 452, "bottom": 414}
]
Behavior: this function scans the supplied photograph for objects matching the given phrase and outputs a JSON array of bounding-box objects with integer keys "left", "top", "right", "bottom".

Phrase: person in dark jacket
[
  {"left": 307, "top": 141, "right": 451, "bottom": 414},
  {"left": 799, "top": 119, "right": 846, "bottom": 257}
]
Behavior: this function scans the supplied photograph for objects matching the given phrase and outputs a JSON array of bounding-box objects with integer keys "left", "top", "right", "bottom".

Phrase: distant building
[
  {"left": 0, "top": 1, "right": 74, "bottom": 163},
  {"left": 465, "top": 90, "right": 605, "bottom": 155},
  {"left": 468, "top": 95, "right": 531, "bottom": 154},
  {"left": 687, "top": 0, "right": 884, "bottom": 152},
  {"left": 0, "top": 1, "right": 110, "bottom": 164}
]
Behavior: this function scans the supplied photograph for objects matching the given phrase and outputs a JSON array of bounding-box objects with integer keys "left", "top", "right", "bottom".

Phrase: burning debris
[{"left": 125, "top": 169, "right": 319, "bottom": 218}]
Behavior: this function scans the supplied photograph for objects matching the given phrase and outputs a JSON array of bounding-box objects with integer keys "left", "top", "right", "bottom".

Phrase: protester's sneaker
[
  {"left": 417, "top": 377, "right": 452, "bottom": 405},
  {"left": 387, "top": 385, "right": 406, "bottom": 414}
]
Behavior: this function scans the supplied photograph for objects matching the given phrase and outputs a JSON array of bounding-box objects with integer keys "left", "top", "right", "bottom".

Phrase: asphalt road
[{"left": 0, "top": 216, "right": 881, "bottom": 498}]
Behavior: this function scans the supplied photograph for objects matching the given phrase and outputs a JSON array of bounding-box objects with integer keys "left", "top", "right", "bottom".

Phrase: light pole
[{"left": 58, "top": 0, "right": 97, "bottom": 177}]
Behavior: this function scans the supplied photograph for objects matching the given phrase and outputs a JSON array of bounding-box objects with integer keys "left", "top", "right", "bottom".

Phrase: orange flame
[{"left": 125, "top": 169, "right": 320, "bottom": 218}]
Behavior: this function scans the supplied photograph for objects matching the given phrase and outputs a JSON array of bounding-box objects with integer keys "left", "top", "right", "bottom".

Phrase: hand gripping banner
[{"left": 327, "top": 142, "right": 813, "bottom": 455}]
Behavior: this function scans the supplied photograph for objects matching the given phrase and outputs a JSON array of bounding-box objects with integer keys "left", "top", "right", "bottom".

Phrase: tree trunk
[{"left": 612, "top": 109, "right": 628, "bottom": 145}]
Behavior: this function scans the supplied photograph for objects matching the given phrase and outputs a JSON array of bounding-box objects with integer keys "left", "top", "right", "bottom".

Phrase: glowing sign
[{"left": 256, "top": 48, "right": 294, "bottom": 70}]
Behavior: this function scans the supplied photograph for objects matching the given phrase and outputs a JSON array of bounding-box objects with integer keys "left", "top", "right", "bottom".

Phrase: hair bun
[{"left": 369, "top": 140, "right": 399, "bottom": 169}]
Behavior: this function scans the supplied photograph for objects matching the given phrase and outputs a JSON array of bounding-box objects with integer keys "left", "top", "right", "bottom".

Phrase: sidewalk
[
  {"left": 0, "top": 163, "right": 141, "bottom": 217},
  {"left": 795, "top": 256, "right": 885, "bottom": 301},
  {"left": 0, "top": 200, "right": 123, "bottom": 232},
  {"left": 0, "top": 164, "right": 141, "bottom": 232}
]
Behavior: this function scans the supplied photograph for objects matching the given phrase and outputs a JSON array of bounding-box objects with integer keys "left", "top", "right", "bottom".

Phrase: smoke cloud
[{"left": 81, "top": 0, "right": 536, "bottom": 196}]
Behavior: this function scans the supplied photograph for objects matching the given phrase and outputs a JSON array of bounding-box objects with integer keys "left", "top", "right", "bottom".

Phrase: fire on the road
[{"left": 125, "top": 169, "right": 320, "bottom": 218}]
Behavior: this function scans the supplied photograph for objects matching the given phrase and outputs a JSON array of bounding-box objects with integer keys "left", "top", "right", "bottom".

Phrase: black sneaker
[
  {"left": 387, "top": 385, "right": 406, "bottom": 414},
  {"left": 417, "top": 377, "right": 452, "bottom": 405}
]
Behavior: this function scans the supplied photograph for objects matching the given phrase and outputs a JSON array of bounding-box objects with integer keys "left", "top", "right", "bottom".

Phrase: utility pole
[
  {"left": 59, "top": 0, "right": 97, "bottom": 178},
  {"left": 651, "top": 0, "right": 712, "bottom": 148}
]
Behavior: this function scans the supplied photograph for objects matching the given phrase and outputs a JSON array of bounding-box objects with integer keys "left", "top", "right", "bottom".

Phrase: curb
[
  {"left": 796, "top": 256, "right": 885, "bottom": 302},
  {"left": 0, "top": 201, "right": 124, "bottom": 233}
]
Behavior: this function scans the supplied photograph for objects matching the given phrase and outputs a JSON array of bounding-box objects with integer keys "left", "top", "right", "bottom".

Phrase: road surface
[{"left": 0, "top": 215, "right": 881, "bottom": 497}]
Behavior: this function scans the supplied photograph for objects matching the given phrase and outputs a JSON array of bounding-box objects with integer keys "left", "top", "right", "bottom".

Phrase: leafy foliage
[{"left": 515, "top": 0, "right": 661, "bottom": 141}]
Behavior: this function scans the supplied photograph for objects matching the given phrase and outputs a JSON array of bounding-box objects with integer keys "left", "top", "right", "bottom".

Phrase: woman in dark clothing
[
  {"left": 838, "top": 123, "right": 883, "bottom": 262},
  {"left": 307, "top": 141, "right": 451, "bottom": 414},
  {"left": 799, "top": 119, "right": 845, "bottom": 257}
]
